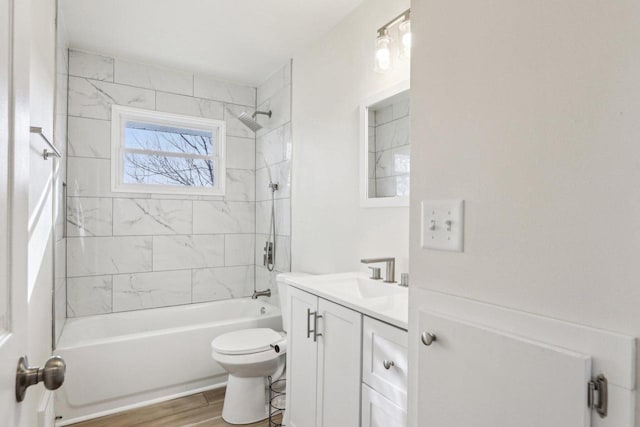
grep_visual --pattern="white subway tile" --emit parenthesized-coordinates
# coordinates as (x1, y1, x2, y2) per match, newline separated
(226, 169, 255, 202)
(227, 137, 255, 170)
(225, 234, 255, 266)
(67, 197, 113, 237)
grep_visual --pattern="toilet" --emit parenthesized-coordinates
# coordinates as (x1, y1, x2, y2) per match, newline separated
(211, 274, 298, 425)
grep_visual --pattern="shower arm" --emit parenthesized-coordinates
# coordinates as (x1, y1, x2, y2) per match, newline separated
(252, 110, 272, 119)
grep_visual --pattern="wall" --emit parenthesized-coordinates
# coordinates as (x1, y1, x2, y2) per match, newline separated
(66, 50, 258, 316)
(410, 0, 640, 421)
(254, 61, 293, 297)
(291, 0, 410, 276)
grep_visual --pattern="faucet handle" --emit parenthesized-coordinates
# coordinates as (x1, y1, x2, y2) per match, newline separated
(399, 273, 409, 287)
(368, 267, 382, 280)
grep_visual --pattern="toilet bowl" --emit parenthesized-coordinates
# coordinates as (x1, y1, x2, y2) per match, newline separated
(211, 273, 306, 425)
(211, 328, 286, 424)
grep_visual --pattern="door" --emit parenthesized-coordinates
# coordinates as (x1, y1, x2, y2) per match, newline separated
(416, 310, 592, 427)
(316, 298, 362, 427)
(286, 287, 319, 427)
(0, 0, 31, 424)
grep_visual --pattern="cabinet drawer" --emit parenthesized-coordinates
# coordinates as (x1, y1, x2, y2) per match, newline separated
(361, 384, 406, 427)
(362, 316, 408, 407)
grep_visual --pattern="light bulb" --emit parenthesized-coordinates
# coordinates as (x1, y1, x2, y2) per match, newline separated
(399, 19, 411, 60)
(374, 31, 391, 73)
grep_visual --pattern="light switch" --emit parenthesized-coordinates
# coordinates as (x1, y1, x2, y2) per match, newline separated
(421, 200, 464, 252)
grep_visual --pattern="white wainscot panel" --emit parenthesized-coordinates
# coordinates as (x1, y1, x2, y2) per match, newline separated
(192, 265, 254, 303)
(113, 198, 192, 236)
(153, 235, 224, 271)
(67, 236, 153, 277)
(112, 270, 191, 311)
(193, 201, 255, 234)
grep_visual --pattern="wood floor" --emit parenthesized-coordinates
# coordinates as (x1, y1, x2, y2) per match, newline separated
(70, 388, 282, 427)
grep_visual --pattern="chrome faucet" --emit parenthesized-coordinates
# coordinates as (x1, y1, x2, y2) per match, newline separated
(252, 289, 271, 299)
(360, 258, 395, 283)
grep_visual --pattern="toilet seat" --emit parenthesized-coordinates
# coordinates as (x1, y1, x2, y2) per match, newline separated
(211, 328, 283, 355)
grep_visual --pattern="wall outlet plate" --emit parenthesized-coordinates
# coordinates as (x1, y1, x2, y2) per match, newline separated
(421, 200, 464, 252)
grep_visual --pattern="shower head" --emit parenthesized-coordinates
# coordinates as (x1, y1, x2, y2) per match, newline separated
(238, 110, 272, 132)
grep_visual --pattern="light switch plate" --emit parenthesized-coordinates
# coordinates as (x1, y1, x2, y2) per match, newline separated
(421, 200, 465, 252)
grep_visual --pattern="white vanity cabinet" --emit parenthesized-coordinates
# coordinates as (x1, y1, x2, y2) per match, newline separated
(361, 317, 408, 427)
(286, 286, 362, 427)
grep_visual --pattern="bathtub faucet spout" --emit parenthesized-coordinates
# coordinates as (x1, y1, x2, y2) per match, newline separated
(252, 289, 271, 299)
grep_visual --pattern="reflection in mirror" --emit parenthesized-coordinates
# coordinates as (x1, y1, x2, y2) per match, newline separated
(367, 90, 410, 199)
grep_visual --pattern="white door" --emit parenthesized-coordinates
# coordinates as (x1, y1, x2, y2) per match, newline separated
(416, 310, 592, 427)
(286, 287, 319, 427)
(316, 298, 362, 427)
(0, 0, 31, 424)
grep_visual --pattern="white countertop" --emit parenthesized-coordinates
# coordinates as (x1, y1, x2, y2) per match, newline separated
(284, 272, 408, 330)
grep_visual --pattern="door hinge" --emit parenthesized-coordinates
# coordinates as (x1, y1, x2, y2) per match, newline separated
(587, 374, 608, 418)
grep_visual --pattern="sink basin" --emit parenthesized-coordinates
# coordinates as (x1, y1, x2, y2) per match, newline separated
(286, 272, 408, 329)
(319, 277, 405, 299)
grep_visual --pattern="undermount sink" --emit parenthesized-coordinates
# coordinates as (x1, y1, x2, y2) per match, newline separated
(319, 277, 405, 299)
(285, 272, 408, 329)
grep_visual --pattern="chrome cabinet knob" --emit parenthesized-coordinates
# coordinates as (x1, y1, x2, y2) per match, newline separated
(15, 355, 66, 402)
(421, 332, 437, 346)
(383, 360, 395, 370)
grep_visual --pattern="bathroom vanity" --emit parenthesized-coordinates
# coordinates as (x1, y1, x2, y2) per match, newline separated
(283, 273, 408, 427)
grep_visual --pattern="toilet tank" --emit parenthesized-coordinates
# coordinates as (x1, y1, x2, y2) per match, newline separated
(276, 272, 309, 334)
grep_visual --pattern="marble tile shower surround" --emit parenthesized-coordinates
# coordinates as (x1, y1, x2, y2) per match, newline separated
(254, 61, 293, 299)
(65, 50, 295, 317)
(369, 98, 410, 198)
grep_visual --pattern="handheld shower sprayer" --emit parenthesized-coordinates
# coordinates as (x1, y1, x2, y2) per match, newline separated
(264, 161, 278, 272)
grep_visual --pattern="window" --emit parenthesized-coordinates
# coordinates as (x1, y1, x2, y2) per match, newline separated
(111, 105, 226, 195)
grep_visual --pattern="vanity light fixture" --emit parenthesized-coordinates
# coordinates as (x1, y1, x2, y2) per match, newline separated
(374, 9, 411, 73)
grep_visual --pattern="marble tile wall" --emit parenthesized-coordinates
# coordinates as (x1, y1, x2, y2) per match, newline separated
(254, 61, 293, 302)
(66, 50, 260, 316)
(372, 97, 410, 197)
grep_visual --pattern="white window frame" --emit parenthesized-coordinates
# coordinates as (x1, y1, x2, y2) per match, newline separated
(111, 105, 226, 196)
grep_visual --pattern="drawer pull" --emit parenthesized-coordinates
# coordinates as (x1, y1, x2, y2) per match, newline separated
(421, 332, 437, 346)
(382, 360, 394, 370)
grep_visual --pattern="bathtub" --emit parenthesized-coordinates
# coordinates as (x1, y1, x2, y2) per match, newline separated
(54, 298, 282, 425)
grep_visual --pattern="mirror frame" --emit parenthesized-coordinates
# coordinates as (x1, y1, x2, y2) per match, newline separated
(359, 80, 410, 208)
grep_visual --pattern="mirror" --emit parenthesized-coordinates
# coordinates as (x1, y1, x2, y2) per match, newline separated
(360, 81, 410, 207)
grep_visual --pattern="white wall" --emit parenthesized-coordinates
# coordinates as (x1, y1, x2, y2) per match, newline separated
(292, 0, 410, 275)
(410, 0, 640, 421)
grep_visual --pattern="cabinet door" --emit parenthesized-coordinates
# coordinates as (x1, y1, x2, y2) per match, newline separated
(316, 298, 362, 427)
(286, 287, 319, 427)
(362, 384, 406, 427)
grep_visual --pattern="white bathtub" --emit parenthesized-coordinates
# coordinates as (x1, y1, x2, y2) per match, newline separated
(54, 298, 282, 425)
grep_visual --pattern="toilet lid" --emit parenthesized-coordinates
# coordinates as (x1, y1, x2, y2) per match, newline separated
(211, 328, 283, 355)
